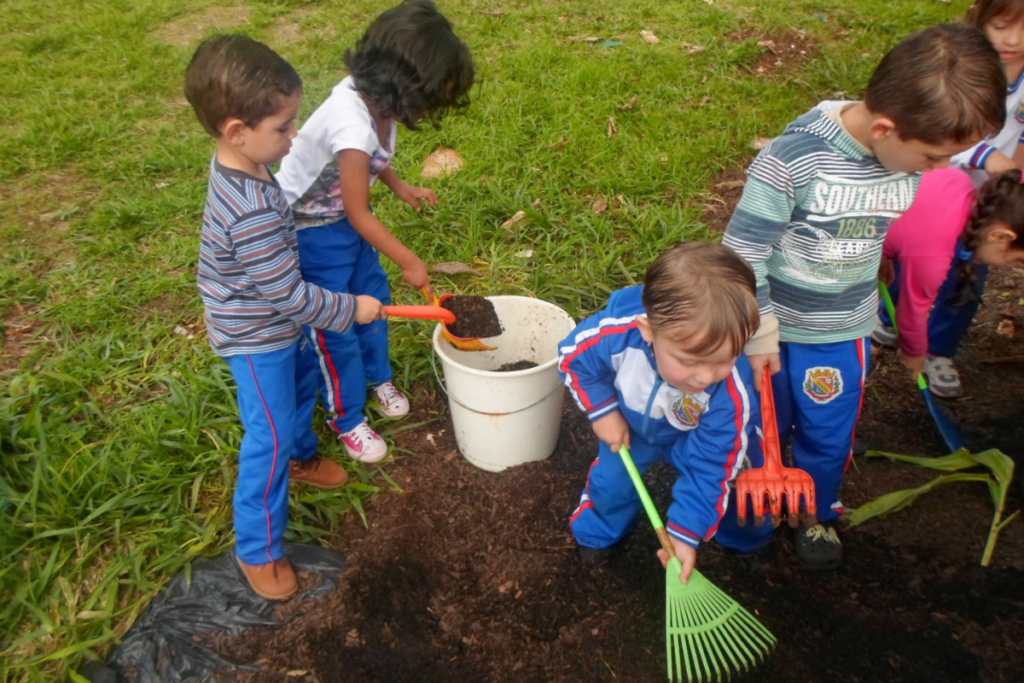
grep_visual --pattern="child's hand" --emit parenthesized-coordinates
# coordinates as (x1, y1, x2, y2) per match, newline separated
(878, 258, 895, 286)
(748, 353, 781, 391)
(354, 295, 386, 324)
(592, 411, 630, 452)
(898, 349, 926, 380)
(395, 183, 438, 212)
(985, 151, 1018, 177)
(656, 539, 698, 584)
(401, 256, 432, 292)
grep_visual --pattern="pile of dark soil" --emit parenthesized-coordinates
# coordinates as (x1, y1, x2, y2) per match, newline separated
(496, 360, 539, 372)
(207, 270, 1024, 683)
(441, 296, 503, 339)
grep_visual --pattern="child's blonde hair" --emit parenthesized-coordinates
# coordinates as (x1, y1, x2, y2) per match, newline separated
(642, 242, 759, 356)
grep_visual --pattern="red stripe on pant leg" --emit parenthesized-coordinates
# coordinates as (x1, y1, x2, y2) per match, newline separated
(247, 356, 280, 564)
(843, 338, 868, 475)
(570, 500, 595, 524)
(569, 457, 602, 526)
(316, 329, 347, 422)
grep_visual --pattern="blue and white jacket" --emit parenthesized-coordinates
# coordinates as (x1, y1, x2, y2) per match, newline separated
(558, 286, 761, 548)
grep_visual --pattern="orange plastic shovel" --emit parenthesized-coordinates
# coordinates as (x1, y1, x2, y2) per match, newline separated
(735, 365, 817, 528)
(383, 304, 457, 325)
(384, 290, 497, 352)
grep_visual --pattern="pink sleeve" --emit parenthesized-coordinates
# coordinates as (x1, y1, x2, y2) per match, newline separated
(886, 168, 975, 357)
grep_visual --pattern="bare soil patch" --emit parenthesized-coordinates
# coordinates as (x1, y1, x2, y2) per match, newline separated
(699, 167, 748, 233)
(728, 28, 819, 77)
(156, 6, 252, 47)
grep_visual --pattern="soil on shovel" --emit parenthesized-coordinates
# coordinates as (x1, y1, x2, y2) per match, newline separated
(206, 269, 1024, 683)
(496, 360, 538, 372)
(440, 295, 503, 339)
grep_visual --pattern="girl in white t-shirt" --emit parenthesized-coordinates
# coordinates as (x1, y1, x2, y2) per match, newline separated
(278, 0, 474, 463)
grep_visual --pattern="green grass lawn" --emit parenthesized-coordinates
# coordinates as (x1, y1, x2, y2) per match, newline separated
(0, 0, 965, 679)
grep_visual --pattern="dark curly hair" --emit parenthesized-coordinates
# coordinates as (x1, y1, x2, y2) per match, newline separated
(344, 0, 474, 130)
(952, 169, 1024, 305)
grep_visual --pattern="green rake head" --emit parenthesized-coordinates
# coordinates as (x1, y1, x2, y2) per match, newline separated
(664, 558, 776, 682)
(617, 446, 776, 682)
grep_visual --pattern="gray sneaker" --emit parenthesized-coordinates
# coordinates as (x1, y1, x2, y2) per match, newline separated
(870, 322, 898, 348)
(924, 356, 963, 398)
(794, 523, 842, 571)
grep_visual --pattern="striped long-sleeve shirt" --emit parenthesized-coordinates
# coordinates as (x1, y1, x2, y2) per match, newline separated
(723, 102, 920, 348)
(197, 159, 357, 356)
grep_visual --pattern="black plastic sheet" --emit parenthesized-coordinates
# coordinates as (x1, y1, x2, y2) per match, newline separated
(83, 543, 345, 683)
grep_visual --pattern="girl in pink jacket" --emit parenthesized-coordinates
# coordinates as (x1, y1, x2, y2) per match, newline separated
(874, 168, 1024, 396)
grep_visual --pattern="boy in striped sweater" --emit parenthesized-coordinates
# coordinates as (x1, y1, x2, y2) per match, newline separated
(184, 35, 386, 600)
(723, 24, 1005, 570)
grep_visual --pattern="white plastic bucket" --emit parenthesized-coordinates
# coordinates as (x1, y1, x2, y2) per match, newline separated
(432, 296, 576, 472)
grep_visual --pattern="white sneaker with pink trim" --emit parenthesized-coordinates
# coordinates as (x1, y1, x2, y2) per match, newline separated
(340, 420, 389, 463)
(372, 381, 410, 417)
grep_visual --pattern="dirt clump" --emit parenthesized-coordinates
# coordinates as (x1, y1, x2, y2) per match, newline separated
(441, 295, 503, 339)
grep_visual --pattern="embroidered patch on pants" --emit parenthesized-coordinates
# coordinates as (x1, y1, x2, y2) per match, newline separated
(803, 366, 843, 404)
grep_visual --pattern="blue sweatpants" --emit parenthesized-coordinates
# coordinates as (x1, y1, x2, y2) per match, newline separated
(569, 437, 772, 553)
(880, 257, 989, 358)
(773, 338, 870, 523)
(224, 343, 320, 565)
(296, 218, 393, 434)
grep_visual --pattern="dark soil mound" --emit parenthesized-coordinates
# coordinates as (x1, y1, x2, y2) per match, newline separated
(441, 296, 503, 339)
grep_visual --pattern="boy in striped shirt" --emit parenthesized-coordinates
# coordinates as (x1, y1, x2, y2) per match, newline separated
(184, 35, 386, 600)
(723, 24, 1005, 570)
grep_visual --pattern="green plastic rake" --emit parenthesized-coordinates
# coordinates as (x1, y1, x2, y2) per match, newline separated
(618, 446, 776, 682)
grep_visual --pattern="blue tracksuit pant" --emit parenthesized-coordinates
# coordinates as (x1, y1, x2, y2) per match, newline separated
(296, 217, 393, 434)
(224, 342, 320, 565)
(880, 257, 989, 358)
(772, 338, 870, 523)
(570, 437, 772, 554)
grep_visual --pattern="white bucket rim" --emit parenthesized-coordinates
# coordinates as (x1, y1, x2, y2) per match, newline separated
(431, 295, 571, 379)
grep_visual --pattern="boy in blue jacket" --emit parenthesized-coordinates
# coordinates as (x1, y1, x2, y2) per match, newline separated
(559, 242, 768, 583)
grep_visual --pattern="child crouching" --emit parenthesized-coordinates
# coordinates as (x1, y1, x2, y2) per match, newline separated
(558, 242, 768, 583)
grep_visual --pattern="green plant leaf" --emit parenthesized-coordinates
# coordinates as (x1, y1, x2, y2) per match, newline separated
(863, 449, 976, 472)
(970, 449, 1015, 512)
(845, 473, 993, 527)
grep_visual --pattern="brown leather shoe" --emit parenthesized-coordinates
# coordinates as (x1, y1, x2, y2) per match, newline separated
(236, 555, 298, 600)
(289, 456, 348, 489)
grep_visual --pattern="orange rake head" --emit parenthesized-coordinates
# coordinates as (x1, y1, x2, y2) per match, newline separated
(735, 365, 817, 528)
(427, 290, 497, 352)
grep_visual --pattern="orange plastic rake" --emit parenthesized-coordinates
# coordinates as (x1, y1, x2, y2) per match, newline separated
(735, 365, 817, 527)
